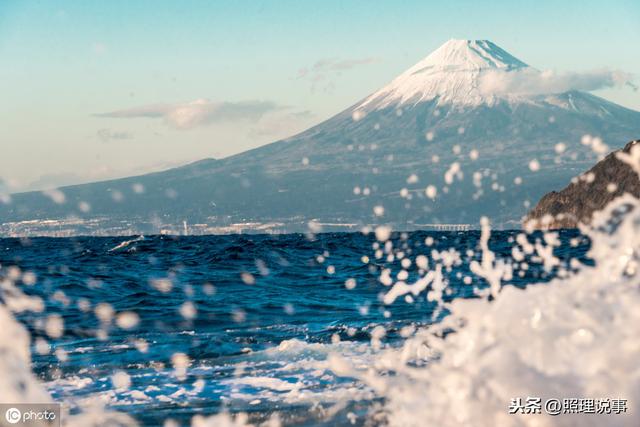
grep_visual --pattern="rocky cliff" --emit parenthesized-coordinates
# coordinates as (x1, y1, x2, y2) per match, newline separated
(525, 139, 640, 229)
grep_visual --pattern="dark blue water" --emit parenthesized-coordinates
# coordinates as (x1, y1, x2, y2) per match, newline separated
(0, 230, 589, 426)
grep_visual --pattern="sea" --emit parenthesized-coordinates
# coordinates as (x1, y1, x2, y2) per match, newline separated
(1, 230, 591, 426)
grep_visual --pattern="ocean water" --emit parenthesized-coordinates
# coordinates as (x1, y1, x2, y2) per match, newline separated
(0, 229, 591, 426)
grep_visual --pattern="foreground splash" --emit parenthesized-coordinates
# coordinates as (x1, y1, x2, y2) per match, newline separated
(329, 195, 640, 427)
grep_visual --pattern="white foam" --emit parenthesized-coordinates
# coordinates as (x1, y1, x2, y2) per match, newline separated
(329, 195, 640, 426)
(108, 235, 144, 252)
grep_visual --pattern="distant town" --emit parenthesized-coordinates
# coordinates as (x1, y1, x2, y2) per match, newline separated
(0, 217, 475, 237)
(0, 217, 362, 237)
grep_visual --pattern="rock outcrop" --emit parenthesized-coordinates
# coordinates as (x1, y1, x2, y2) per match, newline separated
(525, 139, 640, 229)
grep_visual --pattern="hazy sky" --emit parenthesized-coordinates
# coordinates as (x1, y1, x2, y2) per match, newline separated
(1, 0, 639, 191)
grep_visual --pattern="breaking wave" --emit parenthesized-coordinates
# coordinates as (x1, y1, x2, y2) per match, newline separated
(331, 195, 640, 426)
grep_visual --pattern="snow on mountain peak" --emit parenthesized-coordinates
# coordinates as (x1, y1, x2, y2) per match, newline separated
(357, 39, 530, 110)
(416, 39, 527, 71)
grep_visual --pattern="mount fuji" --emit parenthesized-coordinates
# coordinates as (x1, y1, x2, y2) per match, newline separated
(3, 40, 640, 235)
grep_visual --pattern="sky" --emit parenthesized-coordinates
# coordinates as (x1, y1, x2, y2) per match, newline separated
(1, 0, 639, 191)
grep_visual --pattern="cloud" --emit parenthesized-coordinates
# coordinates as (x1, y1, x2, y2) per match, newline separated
(296, 57, 380, 91)
(23, 159, 196, 192)
(297, 57, 380, 78)
(26, 172, 90, 191)
(97, 129, 133, 143)
(248, 110, 316, 138)
(92, 42, 107, 55)
(96, 99, 284, 130)
(478, 68, 637, 96)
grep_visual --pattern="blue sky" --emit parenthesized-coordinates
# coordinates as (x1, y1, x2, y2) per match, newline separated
(1, 0, 639, 189)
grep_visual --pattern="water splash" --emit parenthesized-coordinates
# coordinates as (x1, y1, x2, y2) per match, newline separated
(330, 195, 640, 426)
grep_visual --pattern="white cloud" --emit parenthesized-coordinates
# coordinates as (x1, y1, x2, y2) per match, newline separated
(296, 57, 381, 91)
(22, 159, 196, 192)
(249, 110, 316, 138)
(97, 129, 133, 143)
(479, 68, 637, 96)
(92, 42, 107, 55)
(96, 99, 284, 130)
(297, 57, 380, 78)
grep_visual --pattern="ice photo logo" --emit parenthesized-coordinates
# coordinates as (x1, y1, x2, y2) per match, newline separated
(5, 407, 21, 424)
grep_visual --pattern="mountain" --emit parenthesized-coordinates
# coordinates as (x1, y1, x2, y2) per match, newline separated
(356, 39, 528, 109)
(525, 139, 640, 229)
(2, 39, 640, 236)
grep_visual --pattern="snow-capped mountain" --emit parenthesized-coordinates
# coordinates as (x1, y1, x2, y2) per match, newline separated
(357, 39, 529, 109)
(2, 40, 640, 235)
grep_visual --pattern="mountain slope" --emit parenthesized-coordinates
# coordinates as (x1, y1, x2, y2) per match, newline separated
(2, 40, 640, 236)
